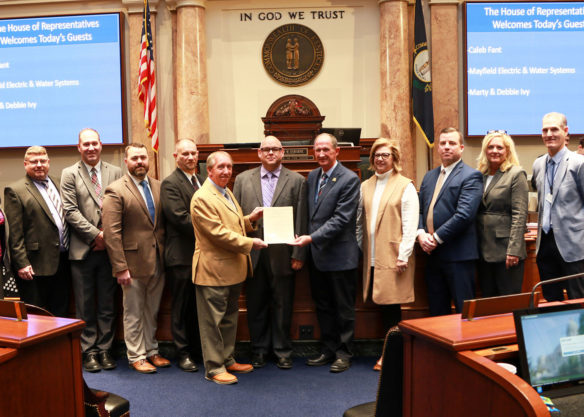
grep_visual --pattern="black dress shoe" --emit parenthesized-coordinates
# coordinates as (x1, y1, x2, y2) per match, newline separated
(330, 358, 351, 373)
(276, 357, 293, 370)
(251, 353, 266, 368)
(306, 353, 335, 366)
(84, 352, 102, 373)
(178, 355, 199, 372)
(99, 351, 117, 370)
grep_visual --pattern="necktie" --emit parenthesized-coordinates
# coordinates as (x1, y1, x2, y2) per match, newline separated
(91, 168, 102, 207)
(41, 180, 69, 250)
(263, 172, 276, 207)
(140, 180, 156, 223)
(542, 159, 556, 233)
(426, 169, 446, 234)
(191, 176, 199, 191)
(315, 173, 328, 204)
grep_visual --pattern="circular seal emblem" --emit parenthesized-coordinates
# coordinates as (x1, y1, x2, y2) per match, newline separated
(262, 24, 324, 87)
(413, 49, 431, 83)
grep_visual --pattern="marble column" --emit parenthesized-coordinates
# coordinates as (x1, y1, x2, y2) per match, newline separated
(379, 0, 415, 181)
(430, 0, 460, 165)
(124, 0, 160, 177)
(174, 0, 209, 144)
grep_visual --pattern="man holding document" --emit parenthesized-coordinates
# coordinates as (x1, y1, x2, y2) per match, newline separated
(234, 136, 307, 370)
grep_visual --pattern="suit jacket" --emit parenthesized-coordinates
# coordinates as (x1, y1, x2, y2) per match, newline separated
(61, 160, 122, 260)
(418, 161, 483, 262)
(3, 175, 64, 276)
(102, 174, 165, 279)
(233, 166, 307, 276)
(533, 150, 584, 262)
(307, 162, 360, 272)
(477, 166, 528, 263)
(190, 179, 255, 287)
(160, 169, 203, 268)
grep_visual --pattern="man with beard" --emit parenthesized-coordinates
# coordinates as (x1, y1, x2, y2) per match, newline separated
(102, 143, 168, 373)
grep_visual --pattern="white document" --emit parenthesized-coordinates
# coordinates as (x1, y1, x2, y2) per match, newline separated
(263, 206, 294, 244)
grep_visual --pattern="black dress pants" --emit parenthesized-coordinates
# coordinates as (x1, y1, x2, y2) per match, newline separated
(309, 259, 356, 360)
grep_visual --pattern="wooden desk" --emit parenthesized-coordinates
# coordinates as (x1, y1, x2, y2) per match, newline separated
(0, 315, 85, 417)
(399, 313, 550, 417)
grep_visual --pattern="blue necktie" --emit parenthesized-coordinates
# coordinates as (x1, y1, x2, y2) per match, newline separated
(140, 180, 156, 223)
(542, 159, 556, 234)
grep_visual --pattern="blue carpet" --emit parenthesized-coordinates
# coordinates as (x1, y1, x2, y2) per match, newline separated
(84, 356, 379, 417)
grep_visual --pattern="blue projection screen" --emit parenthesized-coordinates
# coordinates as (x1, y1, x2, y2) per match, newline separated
(0, 13, 125, 147)
(464, 2, 584, 137)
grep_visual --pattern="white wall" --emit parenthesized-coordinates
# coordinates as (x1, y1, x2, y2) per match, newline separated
(205, 0, 381, 142)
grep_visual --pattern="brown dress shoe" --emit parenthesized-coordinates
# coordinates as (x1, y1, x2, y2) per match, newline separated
(205, 372, 238, 385)
(130, 359, 156, 374)
(226, 362, 254, 373)
(148, 354, 171, 368)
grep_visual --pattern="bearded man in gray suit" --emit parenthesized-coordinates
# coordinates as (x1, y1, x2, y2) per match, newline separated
(533, 112, 584, 301)
(233, 136, 307, 370)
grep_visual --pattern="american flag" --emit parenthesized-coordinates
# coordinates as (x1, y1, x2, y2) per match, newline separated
(138, 0, 159, 152)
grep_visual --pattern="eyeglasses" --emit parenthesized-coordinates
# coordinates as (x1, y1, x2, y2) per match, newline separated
(260, 147, 283, 154)
(373, 153, 391, 160)
(486, 130, 507, 134)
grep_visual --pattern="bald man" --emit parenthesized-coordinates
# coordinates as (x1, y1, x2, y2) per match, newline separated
(160, 139, 203, 372)
(233, 136, 307, 369)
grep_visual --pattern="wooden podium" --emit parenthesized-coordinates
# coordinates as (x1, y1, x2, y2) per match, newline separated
(0, 314, 85, 416)
(399, 313, 550, 417)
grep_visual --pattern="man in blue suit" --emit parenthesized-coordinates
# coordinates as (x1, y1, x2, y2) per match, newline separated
(417, 127, 483, 316)
(293, 133, 360, 373)
(533, 112, 584, 301)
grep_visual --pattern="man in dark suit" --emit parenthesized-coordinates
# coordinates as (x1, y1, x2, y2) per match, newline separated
(102, 143, 169, 374)
(160, 138, 203, 372)
(61, 128, 122, 372)
(233, 136, 307, 370)
(532, 112, 584, 300)
(293, 133, 360, 373)
(4, 146, 70, 316)
(417, 127, 483, 316)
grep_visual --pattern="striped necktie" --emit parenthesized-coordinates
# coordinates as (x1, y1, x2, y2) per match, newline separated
(41, 180, 69, 250)
(91, 168, 102, 207)
(315, 172, 328, 204)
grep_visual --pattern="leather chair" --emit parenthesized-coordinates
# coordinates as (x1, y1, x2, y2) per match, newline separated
(24, 304, 131, 417)
(85, 388, 130, 417)
(343, 328, 404, 417)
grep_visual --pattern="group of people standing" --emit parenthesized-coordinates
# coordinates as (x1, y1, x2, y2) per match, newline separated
(1, 110, 583, 384)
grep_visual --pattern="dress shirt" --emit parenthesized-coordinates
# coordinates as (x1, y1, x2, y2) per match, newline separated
(542, 146, 568, 232)
(180, 169, 201, 188)
(208, 178, 235, 209)
(314, 161, 338, 202)
(417, 159, 463, 244)
(260, 164, 282, 207)
(33, 178, 67, 250)
(129, 175, 154, 208)
(83, 161, 102, 185)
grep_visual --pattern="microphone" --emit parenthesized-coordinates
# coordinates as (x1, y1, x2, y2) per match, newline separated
(529, 272, 584, 310)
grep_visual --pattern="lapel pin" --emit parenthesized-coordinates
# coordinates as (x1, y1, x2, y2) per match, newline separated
(332, 177, 337, 182)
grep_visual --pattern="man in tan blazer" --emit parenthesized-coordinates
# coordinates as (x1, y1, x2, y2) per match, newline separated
(191, 151, 266, 384)
(102, 143, 169, 374)
(61, 128, 122, 372)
